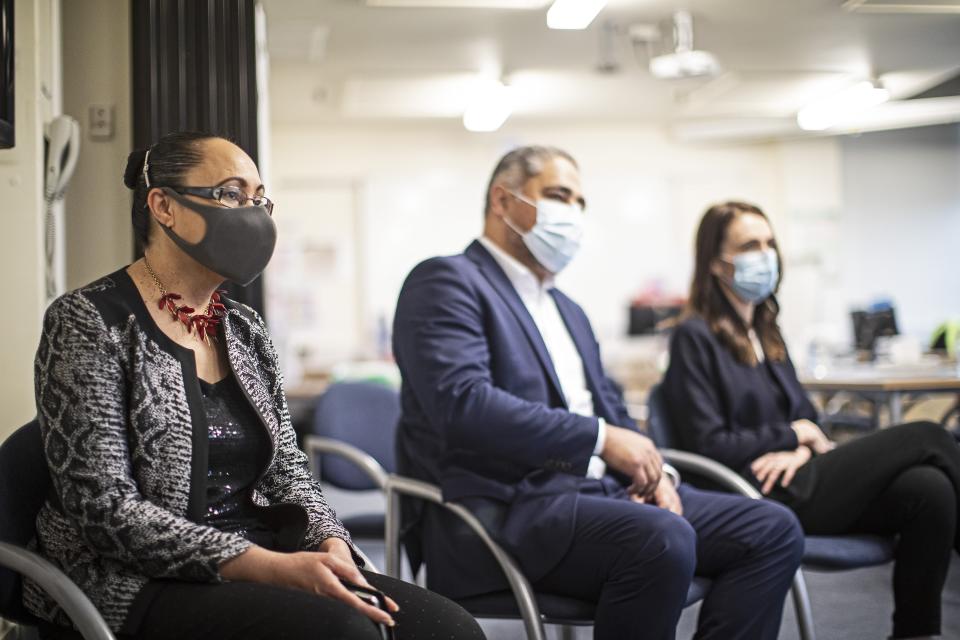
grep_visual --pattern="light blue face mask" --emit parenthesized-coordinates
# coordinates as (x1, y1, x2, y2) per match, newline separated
(727, 248, 779, 304)
(505, 192, 584, 274)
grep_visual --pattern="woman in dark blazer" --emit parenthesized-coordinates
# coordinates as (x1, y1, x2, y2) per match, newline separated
(662, 201, 960, 640)
(28, 131, 484, 640)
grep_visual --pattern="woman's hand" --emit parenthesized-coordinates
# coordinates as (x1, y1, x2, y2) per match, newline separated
(631, 475, 683, 516)
(790, 419, 836, 455)
(318, 536, 357, 565)
(220, 546, 398, 626)
(750, 446, 812, 495)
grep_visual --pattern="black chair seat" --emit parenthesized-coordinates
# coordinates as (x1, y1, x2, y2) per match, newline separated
(803, 534, 896, 570)
(341, 513, 386, 539)
(455, 577, 712, 625)
(0, 419, 50, 625)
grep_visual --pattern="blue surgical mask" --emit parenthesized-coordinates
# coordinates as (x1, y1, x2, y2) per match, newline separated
(505, 193, 584, 274)
(726, 249, 779, 304)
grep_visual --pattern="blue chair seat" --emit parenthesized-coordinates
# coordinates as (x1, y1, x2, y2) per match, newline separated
(454, 577, 712, 624)
(341, 513, 386, 539)
(803, 534, 897, 570)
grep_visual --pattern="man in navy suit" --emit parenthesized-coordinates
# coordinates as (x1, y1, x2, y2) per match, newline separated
(393, 146, 804, 639)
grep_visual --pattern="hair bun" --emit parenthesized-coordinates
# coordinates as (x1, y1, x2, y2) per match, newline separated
(123, 149, 148, 189)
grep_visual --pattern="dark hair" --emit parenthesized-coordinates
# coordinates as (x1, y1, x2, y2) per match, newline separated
(687, 201, 787, 365)
(484, 145, 577, 217)
(123, 131, 220, 249)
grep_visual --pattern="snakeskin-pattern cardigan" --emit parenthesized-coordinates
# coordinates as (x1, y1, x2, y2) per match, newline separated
(25, 268, 356, 633)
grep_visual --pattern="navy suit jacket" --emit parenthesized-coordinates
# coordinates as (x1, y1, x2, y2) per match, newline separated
(393, 240, 636, 598)
(661, 315, 817, 477)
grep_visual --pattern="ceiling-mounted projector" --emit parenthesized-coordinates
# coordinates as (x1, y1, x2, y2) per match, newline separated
(648, 10, 720, 80)
(650, 50, 720, 80)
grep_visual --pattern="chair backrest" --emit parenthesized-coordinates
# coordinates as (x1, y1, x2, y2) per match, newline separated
(645, 384, 676, 449)
(0, 419, 49, 623)
(311, 382, 400, 490)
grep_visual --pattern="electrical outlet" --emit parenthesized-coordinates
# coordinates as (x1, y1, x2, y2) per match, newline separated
(88, 104, 115, 140)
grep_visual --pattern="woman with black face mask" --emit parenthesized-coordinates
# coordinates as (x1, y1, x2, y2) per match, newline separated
(27, 131, 486, 640)
(662, 201, 960, 640)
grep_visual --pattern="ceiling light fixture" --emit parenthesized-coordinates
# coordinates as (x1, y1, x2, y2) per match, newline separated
(796, 79, 890, 131)
(463, 80, 513, 132)
(366, 0, 548, 7)
(546, 0, 607, 30)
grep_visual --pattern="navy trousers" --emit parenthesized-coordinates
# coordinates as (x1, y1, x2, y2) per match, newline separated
(533, 480, 804, 640)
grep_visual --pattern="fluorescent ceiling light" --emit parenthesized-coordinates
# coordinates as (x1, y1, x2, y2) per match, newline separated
(825, 95, 960, 134)
(796, 80, 890, 131)
(463, 81, 513, 132)
(366, 0, 548, 7)
(546, 0, 607, 29)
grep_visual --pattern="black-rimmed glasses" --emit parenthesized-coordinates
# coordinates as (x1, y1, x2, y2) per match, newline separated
(173, 186, 274, 215)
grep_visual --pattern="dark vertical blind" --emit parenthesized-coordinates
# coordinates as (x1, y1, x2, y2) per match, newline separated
(131, 0, 264, 315)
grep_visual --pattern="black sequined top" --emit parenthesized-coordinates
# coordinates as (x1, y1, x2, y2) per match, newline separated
(200, 373, 278, 549)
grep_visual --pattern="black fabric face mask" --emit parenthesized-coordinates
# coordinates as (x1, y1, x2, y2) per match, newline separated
(160, 188, 277, 286)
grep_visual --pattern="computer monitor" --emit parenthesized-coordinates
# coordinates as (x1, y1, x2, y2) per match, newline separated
(851, 307, 899, 352)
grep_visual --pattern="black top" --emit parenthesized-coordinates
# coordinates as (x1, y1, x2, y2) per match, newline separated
(661, 315, 819, 475)
(200, 373, 278, 549)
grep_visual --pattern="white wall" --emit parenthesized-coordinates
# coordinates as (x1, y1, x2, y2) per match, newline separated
(61, 0, 132, 290)
(0, 0, 60, 439)
(837, 124, 960, 342)
(267, 120, 790, 377)
(268, 117, 960, 380)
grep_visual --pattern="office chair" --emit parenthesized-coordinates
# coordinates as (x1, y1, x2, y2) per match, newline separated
(647, 383, 899, 640)
(304, 381, 400, 539)
(0, 420, 115, 640)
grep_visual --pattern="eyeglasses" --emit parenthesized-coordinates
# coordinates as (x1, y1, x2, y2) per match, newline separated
(173, 186, 274, 215)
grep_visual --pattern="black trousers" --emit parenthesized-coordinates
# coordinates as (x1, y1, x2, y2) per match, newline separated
(41, 570, 485, 640)
(768, 421, 960, 639)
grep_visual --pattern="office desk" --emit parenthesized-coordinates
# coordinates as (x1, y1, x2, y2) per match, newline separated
(802, 365, 960, 426)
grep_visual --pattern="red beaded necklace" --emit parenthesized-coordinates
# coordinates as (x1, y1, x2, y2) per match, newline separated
(143, 257, 227, 344)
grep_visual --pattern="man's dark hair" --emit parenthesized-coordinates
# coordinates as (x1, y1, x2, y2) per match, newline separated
(483, 145, 577, 217)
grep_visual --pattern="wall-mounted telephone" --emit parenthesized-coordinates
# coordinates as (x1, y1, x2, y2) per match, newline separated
(43, 115, 80, 301)
(44, 115, 80, 202)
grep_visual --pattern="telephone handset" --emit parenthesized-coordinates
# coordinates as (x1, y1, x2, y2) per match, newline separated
(44, 115, 80, 202)
(43, 115, 80, 301)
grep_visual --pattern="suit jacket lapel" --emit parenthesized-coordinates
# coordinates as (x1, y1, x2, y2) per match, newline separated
(466, 241, 566, 404)
(222, 311, 281, 452)
(766, 359, 802, 420)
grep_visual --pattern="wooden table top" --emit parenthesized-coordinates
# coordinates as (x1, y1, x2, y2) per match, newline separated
(801, 366, 960, 393)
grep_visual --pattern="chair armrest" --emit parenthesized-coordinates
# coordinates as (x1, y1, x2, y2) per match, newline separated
(353, 546, 381, 574)
(659, 450, 815, 639)
(303, 436, 390, 490)
(660, 448, 761, 499)
(0, 542, 115, 640)
(383, 474, 548, 640)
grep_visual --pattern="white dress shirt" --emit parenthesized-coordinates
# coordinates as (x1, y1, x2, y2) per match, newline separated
(477, 236, 607, 478)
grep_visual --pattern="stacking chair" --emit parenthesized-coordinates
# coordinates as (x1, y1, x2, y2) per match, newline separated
(0, 420, 115, 640)
(304, 381, 400, 540)
(383, 473, 711, 640)
(647, 383, 899, 640)
(305, 382, 817, 639)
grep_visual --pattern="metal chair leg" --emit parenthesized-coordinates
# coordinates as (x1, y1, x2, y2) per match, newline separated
(384, 486, 402, 578)
(791, 570, 816, 640)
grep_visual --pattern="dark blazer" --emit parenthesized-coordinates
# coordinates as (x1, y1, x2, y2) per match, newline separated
(661, 315, 818, 477)
(26, 268, 355, 633)
(392, 240, 636, 598)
